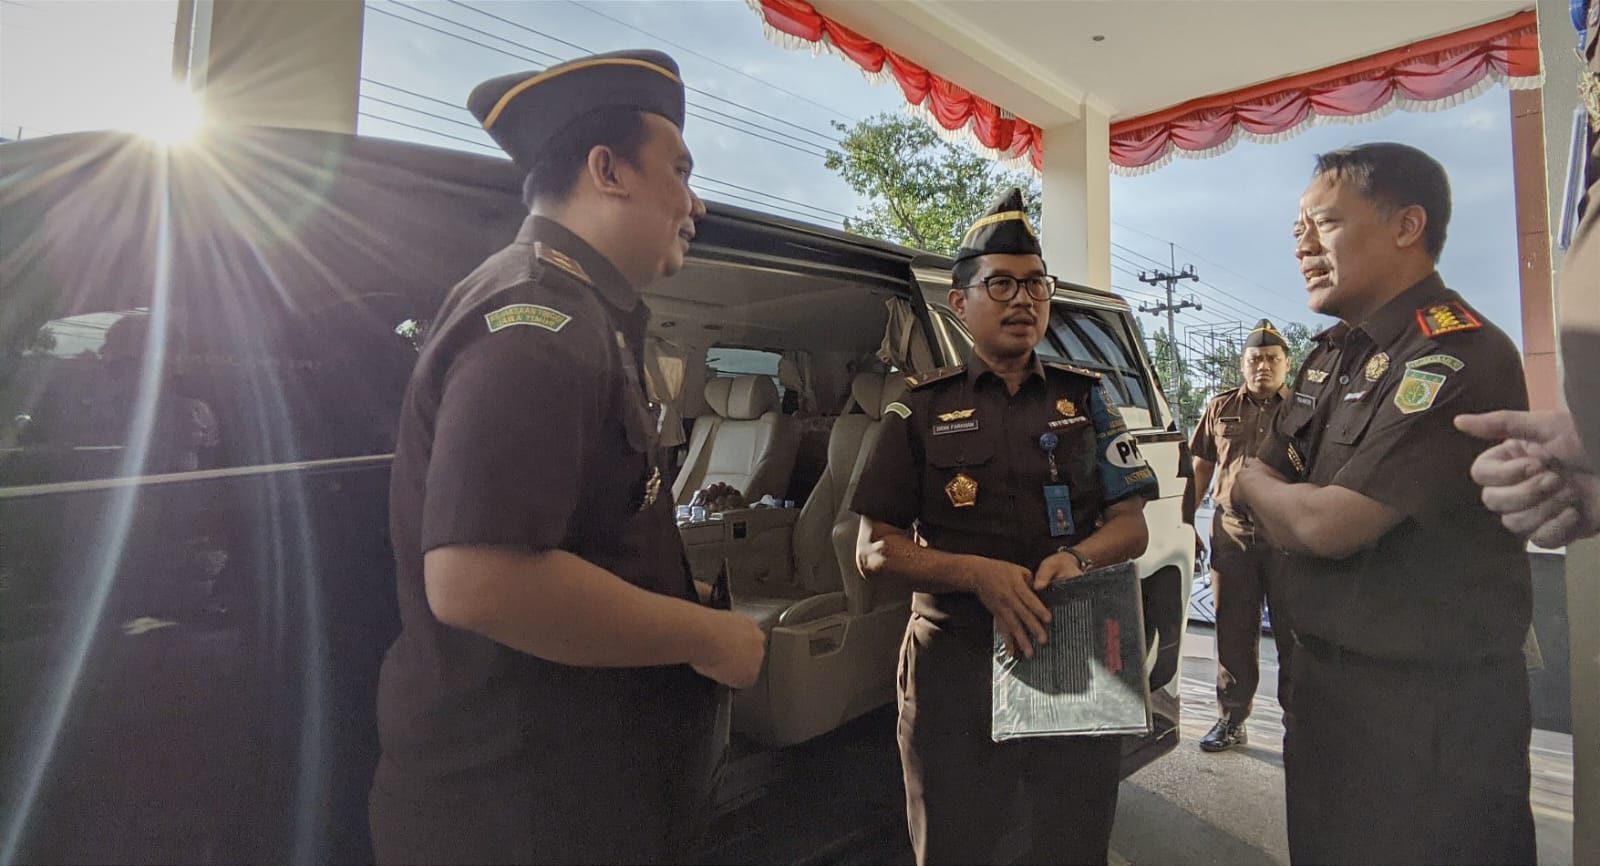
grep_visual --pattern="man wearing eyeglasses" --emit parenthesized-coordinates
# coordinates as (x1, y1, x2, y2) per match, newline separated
(852, 188, 1158, 865)
(1188, 320, 1294, 753)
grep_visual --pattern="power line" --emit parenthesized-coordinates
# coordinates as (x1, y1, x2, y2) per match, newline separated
(560, 0, 859, 125)
(358, 111, 503, 154)
(367, 2, 834, 159)
(1113, 226, 1307, 323)
(1112, 243, 1301, 324)
(435, 0, 844, 148)
(357, 84, 851, 222)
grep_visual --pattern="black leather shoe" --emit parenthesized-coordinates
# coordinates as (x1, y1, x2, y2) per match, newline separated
(1199, 718, 1248, 752)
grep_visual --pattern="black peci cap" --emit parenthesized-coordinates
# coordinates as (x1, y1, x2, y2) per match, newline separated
(468, 49, 685, 172)
(954, 187, 1042, 264)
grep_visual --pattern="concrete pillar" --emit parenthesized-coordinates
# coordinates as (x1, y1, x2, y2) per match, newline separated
(1536, 1, 1598, 861)
(1511, 87, 1561, 411)
(181, 0, 365, 134)
(1040, 103, 1112, 289)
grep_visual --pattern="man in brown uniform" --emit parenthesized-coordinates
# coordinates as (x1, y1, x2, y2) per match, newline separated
(1188, 319, 1292, 752)
(1234, 142, 1535, 865)
(852, 188, 1159, 866)
(369, 50, 765, 864)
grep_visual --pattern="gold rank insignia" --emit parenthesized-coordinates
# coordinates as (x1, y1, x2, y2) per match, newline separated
(1416, 301, 1482, 337)
(534, 242, 592, 284)
(1056, 398, 1078, 417)
(1363, 352, 1390, 381)
(945, 472, 978, 508)
(1286, 443, 1306, 476)
(937, 408, 976, 422)
(1394, 369, 1446, 415)
(1304, 369, 1330, 384)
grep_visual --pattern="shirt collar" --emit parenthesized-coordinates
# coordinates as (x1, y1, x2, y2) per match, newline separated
(1354, 271, 1450, 348)
(965, 350, 1046, 388)
(1238, 384, 1290, 406)
(517, 215, 639, 313)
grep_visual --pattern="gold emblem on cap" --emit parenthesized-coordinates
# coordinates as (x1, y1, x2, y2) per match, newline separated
(1056, 398, 1078, 418)
(945, 473, 978, 508)
(1364, 352, 1390, 382)
(937, 408, 975, 422)
(483, 57, 682, 129)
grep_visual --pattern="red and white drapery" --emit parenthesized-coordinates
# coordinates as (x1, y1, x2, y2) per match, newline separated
(745, 1, 1541, 175)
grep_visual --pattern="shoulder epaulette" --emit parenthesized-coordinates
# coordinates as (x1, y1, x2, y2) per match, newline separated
(534, 242, 592, 286)
(1416, 301, 1481, 338)
(904, 365, 965, 389)
(1043, 360, 1102, 380)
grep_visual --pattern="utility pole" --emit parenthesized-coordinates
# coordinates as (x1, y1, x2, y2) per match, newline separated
(1138, 243, 1202, 414)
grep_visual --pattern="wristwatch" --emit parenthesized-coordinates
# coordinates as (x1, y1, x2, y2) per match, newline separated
(1056, 546, 1093, 572)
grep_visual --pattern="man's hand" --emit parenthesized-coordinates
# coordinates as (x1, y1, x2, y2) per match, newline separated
(1456, 410, 1600, 547)
(690, 610, 767, 689)
(1032, 551, 1085, 591)
(974, 560, 1052, 660)
(1231, 457, 1282, 512)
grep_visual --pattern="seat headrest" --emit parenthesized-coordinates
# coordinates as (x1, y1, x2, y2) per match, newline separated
(851, 372, 908, 422)
(709, 375, 779, 420)
(704, 377, 735, 418)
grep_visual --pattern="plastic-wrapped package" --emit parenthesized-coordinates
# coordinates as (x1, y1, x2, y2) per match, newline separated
(991, 561, 1152, 741)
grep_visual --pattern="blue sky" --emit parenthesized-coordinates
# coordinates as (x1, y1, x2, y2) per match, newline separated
(2, 0, 1526, 350)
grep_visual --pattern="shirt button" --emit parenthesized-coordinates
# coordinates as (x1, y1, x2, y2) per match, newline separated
(1338, 375, 1350, 385)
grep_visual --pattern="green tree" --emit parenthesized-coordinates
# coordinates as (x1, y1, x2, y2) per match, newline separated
(824, 113, 1041, 254)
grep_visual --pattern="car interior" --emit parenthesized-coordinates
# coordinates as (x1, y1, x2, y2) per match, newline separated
(642, 254, 928, 746)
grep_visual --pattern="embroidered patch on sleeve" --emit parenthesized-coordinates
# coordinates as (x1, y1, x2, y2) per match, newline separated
(1404, 354, 1465, 372)
(484, 303, 571, 333)
(1394, 369, 1446, 415)
(884, 401, 911, 419)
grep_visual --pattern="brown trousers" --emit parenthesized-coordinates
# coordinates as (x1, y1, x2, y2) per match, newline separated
(1284, 645, 1534, 865)
(1210, 512, 1294, 724)
(897, 615, 1122, 866)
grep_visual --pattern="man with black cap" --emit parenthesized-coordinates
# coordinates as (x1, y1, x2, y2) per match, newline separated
(852, 188, 1158, 865)
(1187, 319, 1293, 752)
(370, 50, 765, 864)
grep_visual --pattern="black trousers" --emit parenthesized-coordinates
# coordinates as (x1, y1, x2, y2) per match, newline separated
(1284, 642, 1535, 866)
(370, 677, 723, 865)
(897, 616, 1122, 866)
(1209, 514, 1294, 724)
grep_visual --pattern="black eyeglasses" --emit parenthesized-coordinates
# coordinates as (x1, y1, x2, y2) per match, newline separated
(961, 274, 1057, 302)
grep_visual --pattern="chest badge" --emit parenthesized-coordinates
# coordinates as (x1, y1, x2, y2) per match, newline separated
(945, 472, 979, 508)
(1363, 352, 1390, 382)
(1056, 398, 1078, 418)
(1304, 369, 1330, 384)
(938, 408, 975, 421)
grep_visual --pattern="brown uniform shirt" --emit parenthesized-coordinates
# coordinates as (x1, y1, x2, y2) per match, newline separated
(1189, 384, 1289, 518)
(373, 216, 710, 855)
(1257, 273, 1531, 665)
(850, 353, 1159, 643)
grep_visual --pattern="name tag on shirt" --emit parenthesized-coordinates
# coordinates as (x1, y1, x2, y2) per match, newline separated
(932, 420, 980, 436)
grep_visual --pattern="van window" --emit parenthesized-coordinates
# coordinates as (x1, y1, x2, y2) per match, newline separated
(705, 346, 786, 398)
(1036, 306, 1154, 414)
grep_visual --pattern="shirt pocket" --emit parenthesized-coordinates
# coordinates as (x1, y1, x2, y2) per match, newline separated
(1219, 416, 1246, 439)
(1329, 398, 1381, 447)
(923, 432, 997, 515)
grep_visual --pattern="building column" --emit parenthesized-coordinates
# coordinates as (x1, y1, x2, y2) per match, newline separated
(180, 0, 365, 134)
(1536, 0, 1598, 861)
(1040, 103, 1112, 289)
(1512, 87, 1561, 412)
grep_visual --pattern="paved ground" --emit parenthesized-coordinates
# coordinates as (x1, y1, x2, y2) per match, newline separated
(1109, 626, 1576, 866)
